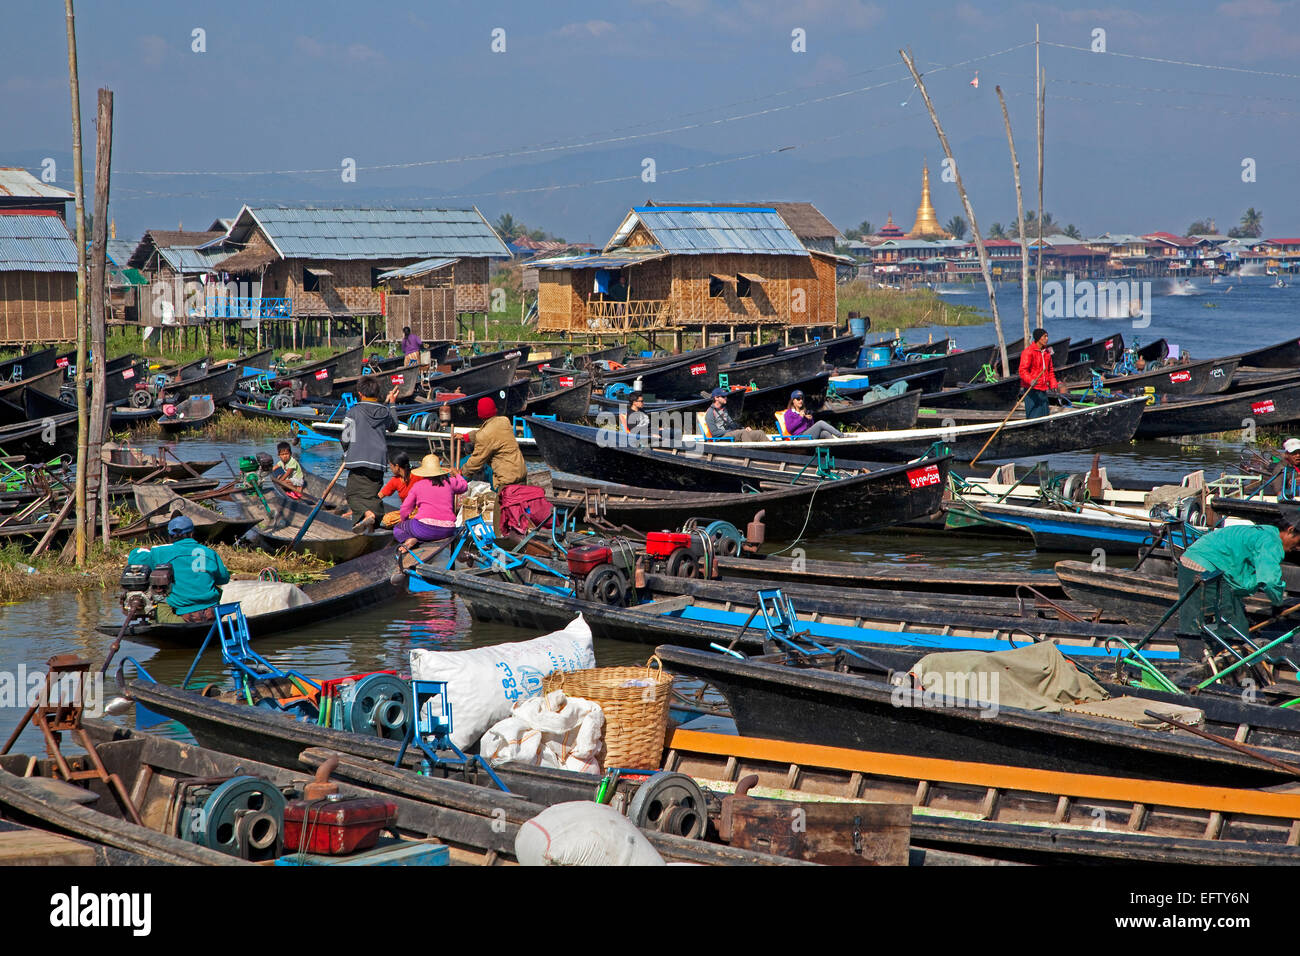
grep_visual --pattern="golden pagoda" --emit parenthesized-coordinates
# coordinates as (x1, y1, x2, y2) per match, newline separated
(907, 161, 951, 239)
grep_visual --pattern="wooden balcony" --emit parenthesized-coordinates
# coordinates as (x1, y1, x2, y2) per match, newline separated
(584, 298, 670, 331)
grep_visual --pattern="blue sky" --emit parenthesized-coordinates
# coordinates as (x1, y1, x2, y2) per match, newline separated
(3, 0, 1298, 242)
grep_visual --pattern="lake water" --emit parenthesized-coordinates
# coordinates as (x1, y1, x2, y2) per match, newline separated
(0, 275, 1294, 752)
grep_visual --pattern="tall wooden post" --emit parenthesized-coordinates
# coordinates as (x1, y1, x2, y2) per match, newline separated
(1035, 25, 1045, 328)
(996, 85, 1032, 346)
(88, 88, 113, 547)
(900, 49, 1009, 376)
(64, 0, 89, 566)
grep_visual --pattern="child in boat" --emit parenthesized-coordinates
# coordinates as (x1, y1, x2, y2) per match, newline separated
(394, 454, 468, 546)
(271, 441, 305, 498)
(379, 451, 420, 528)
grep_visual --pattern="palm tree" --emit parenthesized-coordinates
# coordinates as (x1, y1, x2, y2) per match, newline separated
(1063, 224, 1082, 240)
(986, 222, 1006, 240)
(945, 216, 967, 240)
(494, 213, 521, 240)
(1186, 220, 1214, 236)
(1020, 210, 1057, 237)
(1239, 208, 1263, 238)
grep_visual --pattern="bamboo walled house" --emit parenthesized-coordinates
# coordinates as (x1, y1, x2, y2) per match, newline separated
(0, 168, 78, 345)
(529, 205, 842, 336)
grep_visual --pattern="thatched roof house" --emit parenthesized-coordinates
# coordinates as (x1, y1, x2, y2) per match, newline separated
(530, 204, 839, 334)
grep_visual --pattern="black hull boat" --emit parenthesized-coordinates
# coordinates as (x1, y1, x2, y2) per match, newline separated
(1102, 356, 1239, 396)
(713, 553, 1066, 597)
(398, 378, 531, 428)
(162, 364, 241, 405)
(719, 343, 828, 390)
(1134, 381, 1300, 439)
(919, 361, 1097, 411)
(816, 388, 921, 431)
(523, 378, 593, 421)
(0, 366, 64, 401)
(1235, 336, 1300, 369)
(598, 347, 727, 398)
(0, 346, 58, 381)
(549, 455, 949, 538)
(158, 394, 217, 434)
(818, 334, 865, 367)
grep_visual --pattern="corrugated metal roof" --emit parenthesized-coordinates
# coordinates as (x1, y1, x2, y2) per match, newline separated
(0, 212, 77, 272)
(244, 207, 511, 260)
(106, 238, 136, 268)
(607, 207, 807, 256)
(157, 244, 233, 274)
(0, 167, 74, 201)
(527, 251, 669, 270)
(377, 257, 459, 281)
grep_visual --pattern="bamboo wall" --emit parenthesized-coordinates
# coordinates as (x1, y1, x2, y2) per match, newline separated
(0, 271, 78, 343)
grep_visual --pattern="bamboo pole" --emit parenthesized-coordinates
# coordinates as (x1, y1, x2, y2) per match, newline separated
(900, 48, 1009, 376)
(64, 0, 89, 567)
(996, 86, 1032, 347)
(88, 88, 113, 546)
(1035, 25, 1045, 329)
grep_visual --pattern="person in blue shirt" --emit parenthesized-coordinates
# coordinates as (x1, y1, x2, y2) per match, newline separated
(128, 515, 231, 624)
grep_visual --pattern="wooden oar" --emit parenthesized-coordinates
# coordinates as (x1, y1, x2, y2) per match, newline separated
(290, 460, 347, 548)
(970, 370, 1043, 467)
(1250, 601, 1300, 633)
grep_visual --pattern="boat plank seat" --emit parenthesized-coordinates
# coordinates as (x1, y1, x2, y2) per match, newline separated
(20, 775, 100, 805)
(640, 595, 695, 614)
(0, 824, 97, 865)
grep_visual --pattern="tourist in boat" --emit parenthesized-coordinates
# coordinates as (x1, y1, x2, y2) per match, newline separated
(341, 375, 401, 532)
(1018, 328, 1059, 420)
(127, 515, 231, 625)
(378, 451, 419, 528)
(393, 454, 467, 547)
(1175, 515, 1300, 640)
(705, 387, 766, 442)
(401, 326, 423, 366)
(620, 391, 649, 435)
(271, 441, 305, 498)
(783, 389, 844, 439)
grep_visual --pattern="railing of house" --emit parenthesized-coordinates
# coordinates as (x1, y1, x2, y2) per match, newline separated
(585, 298, 670, 331)
(205, 296, 294, 319)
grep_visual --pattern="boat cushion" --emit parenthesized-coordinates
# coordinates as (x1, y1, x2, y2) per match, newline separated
(1062, 696, 1204, 729)
(219, 580, 311, 617)
(909, 641, 1109, 713)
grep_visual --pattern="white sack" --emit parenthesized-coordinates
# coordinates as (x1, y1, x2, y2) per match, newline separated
(409, 614, 594, 750)
(515, 802, 665, 866)
(480, 690, 605, 774)
(219, 579, 311, 617)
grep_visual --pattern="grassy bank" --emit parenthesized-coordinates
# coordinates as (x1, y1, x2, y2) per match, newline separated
(120, 408, 301, 443)
(0, 539, 333, 605)
(836, 283, 986, 330)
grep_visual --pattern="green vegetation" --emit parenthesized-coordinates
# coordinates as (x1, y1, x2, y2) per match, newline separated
(837, 282, 986, 329)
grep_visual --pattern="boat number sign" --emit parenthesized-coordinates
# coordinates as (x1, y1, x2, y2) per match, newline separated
(56, 357, 69, 368)
(1169, 370, 1192, 383)
(690, 363, 708, 376)
(1103, 339, 1114, 349)
(907, 464, 942, 489)
(314, 369, 330, 380)
(390, 374, 405, 384)
(122, 368, 134, 379)
(559, 376, 574, 387)
(1252, 399, 1276, 415)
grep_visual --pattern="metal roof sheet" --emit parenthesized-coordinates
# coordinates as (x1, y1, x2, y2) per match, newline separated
(0, 167, 74, 201)
(607, 207, 807, 256)
(244, 206, 510, 260)
(377, 257, 459, 281)
(157, 244, 232, 274)
(0, 212, 78, 272)
(527, 251, 670, 270)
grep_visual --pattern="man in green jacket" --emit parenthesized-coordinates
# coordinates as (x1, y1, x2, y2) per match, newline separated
(128, 515, 231, 624)
(1177, 516, 1300, 641)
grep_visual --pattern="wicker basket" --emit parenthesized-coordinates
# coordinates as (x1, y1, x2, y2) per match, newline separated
(543, 658, 674, 770)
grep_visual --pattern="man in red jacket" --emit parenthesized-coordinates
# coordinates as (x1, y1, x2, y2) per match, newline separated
(1018, 328, 1059, 419)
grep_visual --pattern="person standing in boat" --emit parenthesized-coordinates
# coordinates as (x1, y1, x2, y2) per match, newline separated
(1018, 328, 1059, 419)
(783, 389, 844, 440)
(127, 515, 231, 624)
(705, 388, 766, 442)
(1176, 515, 1300, 641)
(341, 376, 401, 532)
(401, 326, 423, 366)
(393, 454, 468, 547)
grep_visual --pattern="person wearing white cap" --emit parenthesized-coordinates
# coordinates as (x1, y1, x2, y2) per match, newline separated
(1280, 438, 1300, 501)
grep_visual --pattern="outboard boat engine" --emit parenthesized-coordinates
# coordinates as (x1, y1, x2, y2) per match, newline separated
(119, 562, 173, 620)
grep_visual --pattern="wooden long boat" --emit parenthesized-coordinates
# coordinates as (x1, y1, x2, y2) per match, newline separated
(719, 343, 828, 390)
(523, 378, 593, 421)
(458, 343, 532, 368)
(549, 455, 950, 538)
(817, 334, 865, 367)
(598, 343, 733, 397)
(1235, 335, 1300, 369)
(834, 344, 994, 389)
(655, 644, 1300, 787)
(228, 398, 341, 425)
(104, 448, 218, 481)
(728, 372, 833, 423)
(398, 378, 530, 428)
(412, 564, 1182, 663)
(917, 363, 1095, 412)
(590, 386, 747, 419)
(831, 367, 947, 398)
(161, 363, 241, 405)
(1226, 367, 1300, 395)
(1101, 356, 1239, 396)
(1134, 381, 1300, 439)
(158, 394, 216, 434)
(97, 544, 411, 643)
(0, 365, 64, 401)
(734, 341, 782, 363)
(568, 342, 629, 369)
(0, 345, 58, 381)
(103, 360, 148, 405)
(666, 728, 1300, 864)
(815, 388, 921, 431)
(422, 354, 522, 396)
(0, 406, 79, 458)
(0, 719, 791, 866)
(120, 484, 261, 543)
(941, 498, 1182, 555)
(253, 478, 391, 561)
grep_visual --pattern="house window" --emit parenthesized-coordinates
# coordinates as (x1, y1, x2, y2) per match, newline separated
(736, 275, 753, 298)
(709, 276, 726, 298)
(303, 267, 320, 293)
(371, 267, 385, 288)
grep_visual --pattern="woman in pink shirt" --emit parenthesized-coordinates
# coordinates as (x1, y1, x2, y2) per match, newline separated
(393, 454, 468, 545)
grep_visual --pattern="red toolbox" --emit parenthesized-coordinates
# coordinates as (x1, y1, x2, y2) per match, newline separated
(645, 531, 690, 558)
(284, 797, 398, 855)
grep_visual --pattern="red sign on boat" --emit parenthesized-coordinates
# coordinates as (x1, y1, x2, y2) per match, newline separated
(315, 369, 329, 380)
(1252, 400, 1276, 415)
(559, 376, 574, 387)
(122, 368, 134, 379)
(390, 374, 405, 384)
(906, 464, 941, 489)
(690, 363, 707, 376)
(1103, 339, 1114, 349)
(56, 357, 69, 368)
(1169, 370, 1192, 383)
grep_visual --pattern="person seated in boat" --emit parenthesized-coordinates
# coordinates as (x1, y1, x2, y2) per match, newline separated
(782, 389, 844, 440)
(461, 397, 527, 491)
(270, 441, 305, 498)
(1272, 438, 1300, 501)
(393, 454, 468, 549)
(1017, 328, 1059, 420)
(401, 326, 423, 366)
(620, 391, 649, 436)
(127, 514, 231, 625)
(705, 387, 766, 442)
(378, 451, 419, 528)
(1175, 514, 1300, 642)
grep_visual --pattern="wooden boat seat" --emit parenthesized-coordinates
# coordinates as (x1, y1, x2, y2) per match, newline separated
(21, 776, 100, 805)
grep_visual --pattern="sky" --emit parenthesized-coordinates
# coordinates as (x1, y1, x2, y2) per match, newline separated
(3, 0, 1299, 244)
